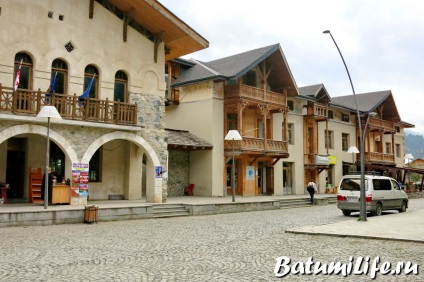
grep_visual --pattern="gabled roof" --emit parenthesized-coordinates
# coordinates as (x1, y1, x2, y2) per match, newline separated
(100, 0, 209, 61)
(298, 84, 331, 103)
(330, 90, 403, 122)
(172, 44, 299, 97)
(166, 129, 213, 150)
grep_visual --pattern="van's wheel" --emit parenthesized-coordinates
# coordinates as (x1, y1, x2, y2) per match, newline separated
(399, 201, 407, 213)
(371, 203, 382, 216)
(342, 210, 351, 216)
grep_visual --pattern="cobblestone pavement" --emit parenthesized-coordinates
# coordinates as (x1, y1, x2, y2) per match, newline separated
(1, 199, 424, 281)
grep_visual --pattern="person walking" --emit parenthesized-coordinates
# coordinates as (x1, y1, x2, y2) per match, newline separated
(306, 181, 318, 205)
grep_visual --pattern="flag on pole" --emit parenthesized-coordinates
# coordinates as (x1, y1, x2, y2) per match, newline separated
(45, 72, 57, 105)
(14, 59, 23, 91)
(48, 72, 58, 95)
(78, 73, 96, 107)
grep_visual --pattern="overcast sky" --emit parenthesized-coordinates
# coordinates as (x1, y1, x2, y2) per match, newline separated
(159, 0, 424, 135)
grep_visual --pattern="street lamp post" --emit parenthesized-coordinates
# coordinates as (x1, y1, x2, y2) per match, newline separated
(323, 30, 368, 221)
(36, 105, 62, 209)
(224, 130, 242, 202)
(404, 153, 414, 186)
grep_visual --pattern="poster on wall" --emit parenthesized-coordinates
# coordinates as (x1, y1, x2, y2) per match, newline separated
(246, 166, 255, 180)
(71, 163, 89, 197)
(155, 166, 162, 178)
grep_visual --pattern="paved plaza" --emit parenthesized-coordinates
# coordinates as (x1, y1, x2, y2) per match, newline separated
(0, 199, 424, 281)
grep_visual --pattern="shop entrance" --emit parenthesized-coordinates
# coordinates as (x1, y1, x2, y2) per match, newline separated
(258, 162, 274, 195)
(226, 161, 239, 196)
(6, 150, 26, 202)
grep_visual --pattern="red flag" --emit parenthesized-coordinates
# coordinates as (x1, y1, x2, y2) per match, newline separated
(14, 59, 23, 91)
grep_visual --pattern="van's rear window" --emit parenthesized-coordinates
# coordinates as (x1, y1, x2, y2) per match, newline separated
(340, 179, 368, 191)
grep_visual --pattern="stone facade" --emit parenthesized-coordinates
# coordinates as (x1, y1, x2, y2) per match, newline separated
(167, 150, 190, 197)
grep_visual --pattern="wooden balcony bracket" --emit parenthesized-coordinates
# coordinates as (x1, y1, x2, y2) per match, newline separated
(89, 0, 94, 19)
(154, 31, 164, 63)
(123, 8, 135, 42)
(250, 157, 259, 166)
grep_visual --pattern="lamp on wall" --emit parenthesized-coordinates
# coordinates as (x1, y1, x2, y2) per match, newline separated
(224, 130, 242, 202)
(37, 105, 62, 209)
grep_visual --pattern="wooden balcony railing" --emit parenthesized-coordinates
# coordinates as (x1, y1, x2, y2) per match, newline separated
(224, 137, 287, 154)
(304, 103, 327, 118)
(0, 85, 138, 125)
(364, 117, 395, 132)
(224, 84, 286, 106)
(365, 152, 395, 164)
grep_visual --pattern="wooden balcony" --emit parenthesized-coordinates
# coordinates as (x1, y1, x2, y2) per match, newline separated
(304, 103, 328, 121)
(224, 84, 286, 106)
(224, 137, 288, 156)
(365, 152, 395, 164)
(0, 85, 138, 125)
(364, 117, 395, 133)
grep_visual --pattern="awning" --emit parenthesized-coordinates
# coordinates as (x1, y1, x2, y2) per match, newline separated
(166, 128, 213, 151)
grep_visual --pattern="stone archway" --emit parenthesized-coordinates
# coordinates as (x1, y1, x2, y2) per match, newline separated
(81, 131, 163, 203)
(0, 124, 79, 164)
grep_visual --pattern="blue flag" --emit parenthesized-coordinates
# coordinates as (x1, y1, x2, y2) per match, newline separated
(45, 72, 57, 104)
(79, 74, 96, 100)
(49, 72, 57, 95)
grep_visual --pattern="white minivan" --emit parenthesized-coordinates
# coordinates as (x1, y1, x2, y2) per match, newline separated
(337, 172, 408, 216)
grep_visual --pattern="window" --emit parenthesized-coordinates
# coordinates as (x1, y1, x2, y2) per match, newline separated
(51, 59, 68, 94)
(325, 130, 334, 149)
(257, 119, 264, 138)
(287, 123, 294, 145)
(395, 144, 401, 158)
(341, 113, 349, 122)
(84, 64, 99, 98)
(385, 142, 391, 154)
(287, 100, 294, 111)
(89, 148, 102, 182)
(14, 52, 33, 90)
(227, 113, 238, 131)
(243, 70, 256, 87)
(395, 126, 400, 133)
(114, 70, 128, 102)
(342, 133, 349, 151)
(328, 110, 334, 119)
(373, 179, 391, 191)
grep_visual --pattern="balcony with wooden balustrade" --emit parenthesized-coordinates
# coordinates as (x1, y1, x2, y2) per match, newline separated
(364, 117, 395, 133)
(224, 137, 288, 157)
(0, 85, 138, 125)
(224, 84, 286, 106)
(303, 103, 328, 121)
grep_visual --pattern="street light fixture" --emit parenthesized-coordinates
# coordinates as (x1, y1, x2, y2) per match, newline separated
(323, 30, 368, 221)
(347, 146, 359, 164)
(36, 105, 62, 209)
(224, 130, 242, 202)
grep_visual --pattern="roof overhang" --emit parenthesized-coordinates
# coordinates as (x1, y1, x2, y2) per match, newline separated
(100, 0, 209, 60)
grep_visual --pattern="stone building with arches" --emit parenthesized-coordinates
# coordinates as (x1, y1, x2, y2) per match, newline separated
(0, 0, 208, 203)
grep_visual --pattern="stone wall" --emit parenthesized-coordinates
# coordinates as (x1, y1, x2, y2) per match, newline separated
(167, 150, 189, 196)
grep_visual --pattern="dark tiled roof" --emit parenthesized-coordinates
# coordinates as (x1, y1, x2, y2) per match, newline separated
(173, 44, 280, 86)
(166, 129, 213, 150)
(298, 84, 323, 97)
(330, 90, 391, 112)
